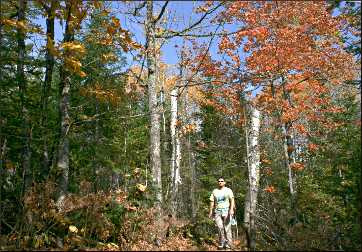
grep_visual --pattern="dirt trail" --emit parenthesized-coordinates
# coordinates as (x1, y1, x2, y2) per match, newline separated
(131, 232, 247, 251)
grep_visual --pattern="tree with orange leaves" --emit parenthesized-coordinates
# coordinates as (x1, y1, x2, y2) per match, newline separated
(194, 0, 357, 196)
(190, 2, 358, 249)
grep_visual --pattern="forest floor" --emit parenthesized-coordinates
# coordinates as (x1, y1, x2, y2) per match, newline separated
(0, 187, 249, 251)
(129, 219, 248, 251)
(131, 235, 247, 251)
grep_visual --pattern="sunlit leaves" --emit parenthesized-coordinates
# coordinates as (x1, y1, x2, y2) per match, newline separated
(264, 185, 276, 193)
(61, 42, 85, 55)
(136, 183, 147, 192)
(79, 83, 121, 105)
(69, 225, 79, 233)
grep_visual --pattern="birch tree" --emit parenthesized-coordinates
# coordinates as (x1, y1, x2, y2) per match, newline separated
(170, 87, 181, 216)
(243, 105, 261, 251)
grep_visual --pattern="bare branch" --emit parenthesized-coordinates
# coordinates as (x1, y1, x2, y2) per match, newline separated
(154, 1, 169, 25)
(133, 1, 146, 17)
(157, 2, 224, 39)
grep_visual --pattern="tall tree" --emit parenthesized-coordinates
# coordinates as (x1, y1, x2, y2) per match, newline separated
(170, 86, 181, 216)
(145, 0, 163, 210)
(55, 0, 87, 205)
(16, 0, 32, 194)
(243, 105, 261, 251)
(39, 0, 57, 178)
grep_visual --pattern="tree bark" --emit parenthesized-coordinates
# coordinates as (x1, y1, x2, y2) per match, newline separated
(93, 97, 100, 192)
(40, 0, 56, 179)
(187, 135, 196, 221)
(146, 0, 163, 210)
(282, 123, 296, 196)
(281, 79, 298, 220)
(170, 88, 181, 216)
(56, 0, 74, 206)
(17, 0, 32, 194)
(243, 105, 261, 251)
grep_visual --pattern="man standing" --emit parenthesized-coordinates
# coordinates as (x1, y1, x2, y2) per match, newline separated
(209, 176, 235, 249)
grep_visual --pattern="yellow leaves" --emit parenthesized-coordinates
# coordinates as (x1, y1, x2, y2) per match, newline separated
(80, 84, 121, 105)
(69, 225, 79, 233)
(60, 42, 86, 77)
(64, 57, 84, 76)
(126, 66, 147, 96)
(128, 41, 143, 50)
(103, 243, 119, 251)
(163, 76, 178, 92)
(133, 167, 141, 176)
(101, 52, 118, 63)
(181, 123, 197, 135)
(17, 20, 26, 30)
(1, 19, 27, 31)
(136, 184, 147, 192)
(61, 42, 86, 55)
(111, 16, 120, 28)
(107, 25, 117, 35)
(99, 35, 113, 46)
(5, 160, 15, 170)
(92, 0, 103, 9)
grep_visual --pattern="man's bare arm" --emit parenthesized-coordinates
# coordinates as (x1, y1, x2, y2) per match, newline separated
(209, 200, 214, 218)
(229, 197, 235, 216)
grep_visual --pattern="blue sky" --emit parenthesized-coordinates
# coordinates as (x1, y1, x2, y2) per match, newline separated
(31, 1, 230, 67)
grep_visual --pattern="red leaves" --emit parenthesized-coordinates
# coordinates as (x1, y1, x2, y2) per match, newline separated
(307, 143, 319, 152)
(263, 167, 273, 176)
(264, 185, 276, 193)
(290, 162, 305, 171)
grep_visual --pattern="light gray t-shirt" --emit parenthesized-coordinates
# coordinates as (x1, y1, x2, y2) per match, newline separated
(210, 187, 234, 210)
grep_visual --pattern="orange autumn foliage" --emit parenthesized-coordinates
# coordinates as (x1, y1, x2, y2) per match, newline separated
(264, 185, 276, 193)
(290, 162, 305, 171)
(190, 1, 358, 153)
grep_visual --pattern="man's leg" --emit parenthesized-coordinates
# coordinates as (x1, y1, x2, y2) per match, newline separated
(224, 215, 233, 248)
(214, 212, 225, 247)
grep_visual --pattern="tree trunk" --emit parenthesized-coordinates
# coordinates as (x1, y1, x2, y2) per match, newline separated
(93, 97, 100, 192)
(243, 105, 261, 251)
(56, 0, 74, 206)
(0, 137, 6, 234)
(281, 80, 298, 220)
(282, 123, 296, 197)
(187, 135, 196, 221)
(0, 4, 4, 234)
(146, 0, 162, 210)
(17, 0, 32, 194)
(40, 0, 56, 179)
(170, 88, 181, 216)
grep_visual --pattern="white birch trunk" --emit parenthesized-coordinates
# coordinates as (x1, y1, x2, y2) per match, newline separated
(282, 124, 296, 197)
(243, 106, 261, 250)
(170, 88, 181, 215)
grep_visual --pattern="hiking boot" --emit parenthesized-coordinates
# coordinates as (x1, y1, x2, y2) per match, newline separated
(224, 242, 232, 249)
(217, 241, 225, 249)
